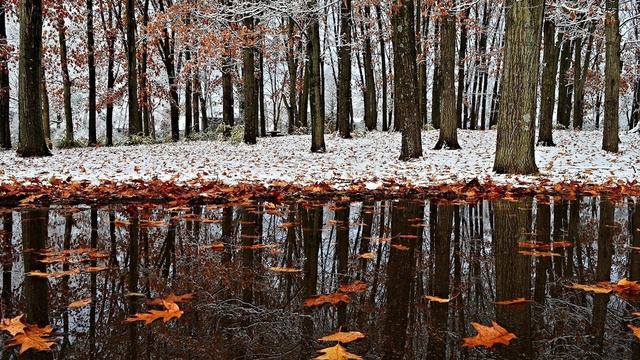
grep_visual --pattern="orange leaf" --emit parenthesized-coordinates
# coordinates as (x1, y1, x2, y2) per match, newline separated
(462, 321, 516, 348)
(269, 267, 303, 273)
(564, 283, 613, 294)
(68, 298, 92, 309)
(495, 297, 532, 305)
(6, 324, 55, 354)
(314, 344, 362, 359)
(338, 281, 368, 294)
(629, 324, 640, 340)
(304, 293, 350, 308)
(148, 293, 194, 306)
(319, 331, 365, 344)
(0, 315, 27, 336)
(518, 250, 561, 257)
(125, 300, 184, 325)
(357, 252, 376, 259)
(424, 295, 451, 303)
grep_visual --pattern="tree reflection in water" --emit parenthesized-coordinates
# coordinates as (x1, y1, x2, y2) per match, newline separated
(0, 196, 638, 359)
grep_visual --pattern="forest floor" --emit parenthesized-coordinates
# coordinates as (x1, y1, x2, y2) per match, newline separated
(1, 129, 637, 189)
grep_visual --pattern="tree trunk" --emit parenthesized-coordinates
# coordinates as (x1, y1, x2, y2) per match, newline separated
(415, 0, 427, 126)
(126, 0, 141, 136)
(537, 19, 559, 146)
(0, 4, 11, 150)
(259, 48, 266, 136)
(192, 73, 200, 133)
(87, 0, 96, 145)
(140, 0, 150, 137)
(556, 38, 573, 128)
(299, 59, 310, 129)
(573, 25, 594, 130)
(493, 0, 542, 174)
(602, 0, 620, 152)
(41, 67, 50, 144)
(57, 2, 74, 143)
(309, 13, 326, 152)
(242, 17, 258, 144)
(337, 0, 351, 138)
(286, 17, 297, 134)
(184, 50, 192, 138)
(456, 8, 469, 129)
(435, 3, 461, 150)
(431, 21, 441, 130)
(392, 0, 422, 160)
(363, 6, 377, 132)
(376, 5, 388, 131)
(105, 6, 115, 146)
(222, 60, 234, 136)
(17, 0, 50, 157)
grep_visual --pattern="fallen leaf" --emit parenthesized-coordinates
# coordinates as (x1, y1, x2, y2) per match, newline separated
(125, 300, 184, 325)
(269, 266, 303, 273)
(495, 298, 532, 305)
(564, 283, 612, 294)
(518, 250, 561, 257)
(630, 324, 640, 340)
(6, 324, 55, 354)
(391, 244, 410, 251)
(304, 293, 350, 308)
(424, 295, 451, 303)
(148, 293, 194, 306)
(315, 344, 362, 360)
(27, 268, 81, 278)
(83, 266, 109, 273)
(357, 252, 376, 259)
(319, 331, 365, 344)
(462, 321, 516, 348)
(68, 299, 92, 309)
(338, 281, 368, 294)
(0, 315, 27, 336)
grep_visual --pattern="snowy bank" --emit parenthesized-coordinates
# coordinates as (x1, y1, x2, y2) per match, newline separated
(0, 130, 638, 188)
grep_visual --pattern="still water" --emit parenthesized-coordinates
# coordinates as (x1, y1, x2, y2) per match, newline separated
(0, 196, 639, 359)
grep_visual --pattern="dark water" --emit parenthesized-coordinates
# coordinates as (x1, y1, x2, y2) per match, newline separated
(0, 196, 639, 359)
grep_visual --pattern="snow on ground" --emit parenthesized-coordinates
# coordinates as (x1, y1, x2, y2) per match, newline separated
(0, 130, 638, 188)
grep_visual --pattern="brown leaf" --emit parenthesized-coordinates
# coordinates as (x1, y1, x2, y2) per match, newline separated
(269, 267, 303, 273)
(27, 268, 81, 278)
(629, 324, 640, 340)
(338, 281, 368, 294)
(125, 300, 184, 325)
(6, 324, 55, 354)
(357, 252, 376, 259)
(564, 283, 613, 294)
(424, 295, 451, 303)
(314, 344, 362, 360)
(148, 293, 194, 306)
(68, 299, 92, 309)
(495, 298, 532, 305)
(319, 331, 365, 344)
(304, 293, 350, 308)
(518, 250, 561, 257)
(462, 321, 516, 348)
(0, 315, 27, 336)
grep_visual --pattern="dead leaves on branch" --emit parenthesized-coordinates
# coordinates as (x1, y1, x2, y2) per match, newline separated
(565, 278, 640, 299)
(4, 177, 640, 208)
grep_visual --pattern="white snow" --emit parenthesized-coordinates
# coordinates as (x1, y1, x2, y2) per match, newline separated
(0, 130, 638, 188)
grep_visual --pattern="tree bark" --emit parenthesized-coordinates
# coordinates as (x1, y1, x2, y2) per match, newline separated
(537, 19, 559, 146)
(493, 0, 542, 174)
(87, 0, 96, 145)
(456, 8, 469, 129)
(375, 5, 388, 131)
(242, 17, 258, 144)
(57, 1, 74, 143)
(17, 0, 50, 157)
(435, 2, 461, 150)
(286, 17, 297, 134)
(309, 10, 326, 152)
(337, 0, 352, 138)
(184, 50, 192, 138)
(222, 60, 234, 136)
(602, 0, 620, 152)
(363, 6, 377, 131)
(393, 0, 422, 160)
(431, 21, 441, 130)
(126, 0, 141, 136)
(556, 38, 573, 128)
(0, 4, 11, 150)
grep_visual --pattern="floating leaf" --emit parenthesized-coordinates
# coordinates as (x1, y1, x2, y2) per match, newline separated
(319, 331, 365, 344)
(495, 298, 532, 305)
(83, 266, 109, 273)
(125, 300, 184, 325)
(6, 324, 55, 354)
(424, 295, 451, 303)
(391, 244, 410, 251)
(304, 293, 350, 308)
(357, 252, 376, 259)
(314, 344, 362, 360)
(68, 299, 92, 309)
(27, 268, 81, 278)
(462, 321, 516, 348)
(518, 250, 561, 257)
(148, 293, 194, 306)
(0, 315, 27, 336)
(564, 283, 612, 294)
(629, 324, 640, 340)
(269, 267, 303, 273)
(338, 281, 368, 294)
